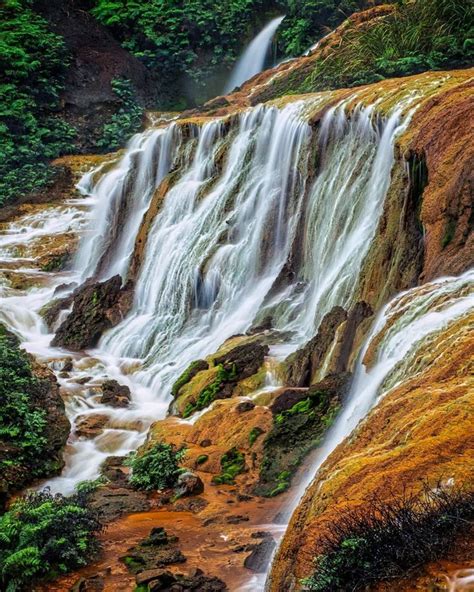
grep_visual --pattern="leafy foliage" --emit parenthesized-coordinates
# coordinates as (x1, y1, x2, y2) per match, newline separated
(182, 363, 237, 418)
(97, 78, 144, 151)
(0, 0, 76, 205)
(212, 448, 246, 485)
(303, 484, 474, 591)
(0, 325, 49, 474)
(300, 0, 474, 92)
(0, 489, 102, 591)
(127, 442, 186, 491)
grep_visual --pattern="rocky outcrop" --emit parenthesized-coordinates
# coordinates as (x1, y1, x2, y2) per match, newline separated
(51, 275, 133, 350)
(269, 312, 474, 590)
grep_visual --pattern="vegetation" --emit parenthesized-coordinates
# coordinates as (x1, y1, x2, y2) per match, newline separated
(0, 326, 48, 476)
(171, 359, 209, 397)
(303, 484, 474, 591)
(127, 442, 186, 491)
(0, 0, 75, 206)
(0, 489, 102, 591)
(249, 426, 264, 446)
(97, 78, 144, 152)
(256, 389, 340, 497)
(212, 448, 246, 485)
(182, 363, 237, 418)
(195, 454, 209, 465)
(300, 0, 474, 92)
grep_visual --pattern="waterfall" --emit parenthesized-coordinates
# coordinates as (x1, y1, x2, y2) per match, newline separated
(75, 124, 181, 281)
(224, 16, 285, 93)
(262, 268, 474, 590)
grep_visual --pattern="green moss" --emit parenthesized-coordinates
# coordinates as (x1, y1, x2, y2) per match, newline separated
(212, 448, 245, 485)
(196, 454, 209, 465)
(441, 218, 456, 249)
(249, 426, 264, 447)
(171, 359, 209, 397)
(255, 389, 341, 497)
(182, 363, 237, 418)
(40, 253, 69, 272)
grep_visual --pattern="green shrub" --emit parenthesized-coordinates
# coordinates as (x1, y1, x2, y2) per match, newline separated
(0, 325, 48, 473)
(127, 442, 186, 491)
(97, 78, 144, 151)
(0, 0, 75, 205)
(0, 489, 102, 591)
(212, 448, 245, 485)
(303, 484, 474, 591)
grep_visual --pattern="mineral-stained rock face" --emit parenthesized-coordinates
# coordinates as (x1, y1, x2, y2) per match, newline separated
(100, 379, 131, 408)
(51, 275, 133, 351)
(269, 312, 474, 591)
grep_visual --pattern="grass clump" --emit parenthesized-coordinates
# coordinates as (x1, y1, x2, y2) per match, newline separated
(0, 489, 102, 591)
(127, 442, 186, 491)
(303, 483, 474, 591)
(196, 454, 209, 465)
(249, 426, 264, 447)
(212, 448, 246, 485)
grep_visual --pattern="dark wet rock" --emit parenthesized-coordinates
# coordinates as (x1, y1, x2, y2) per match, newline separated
(226, 514, 249, 524)
(333, 300, 373, 373)
(236, 400, 255, 413)
(247, 316, 273, 335)
(145, 568, 228, 591)
(75, 375, 93, 385)
(100, 379, 131, 408)
(251, 531, 271, 539)
(100, 455, 128, 483)
(200, 439, 212, 447)
(175, 471, 204, 498)
(172, 496, 208, 514)
(61, 357, 74, 372)
(51, 275, 133, 351)
(269, 388, 309, 415)
(89, 486, 150, 522)
(283, 306, 347, 387)
(212, 340, 269, 381)
(243, 536, 276, 572)
(255, 375, 351, 497)
(71, 574, 105, 592)
(75, 413, 108, 438)
(122, 527, 186, 574)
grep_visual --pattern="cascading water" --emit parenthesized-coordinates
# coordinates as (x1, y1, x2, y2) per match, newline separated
(224, 16, 285, 93)
(75, 123, 181, 281)
(260, 269, 474, 591)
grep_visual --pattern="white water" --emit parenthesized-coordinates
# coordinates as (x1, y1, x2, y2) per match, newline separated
(261, 269, 474, 590)
(224, 16, 285, 93)
(0, 97, 414, 497)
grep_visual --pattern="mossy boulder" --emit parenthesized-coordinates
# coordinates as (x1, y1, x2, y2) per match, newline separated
(254, 374, 350, 497)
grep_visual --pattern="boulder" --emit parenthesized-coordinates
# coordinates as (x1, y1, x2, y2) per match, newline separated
(89, 486, 150, 522)
(212, 340, 269, 382)
(51, 276, 133, 351)
(243, 535, 276, 573)
(236, 400, 255, 413)
(175, 471, 205, 498)
(75, 413, 109, 438)
(282, 306, 347, 387)
(143, 569, 228, 591)
(100, 379, 131, 408)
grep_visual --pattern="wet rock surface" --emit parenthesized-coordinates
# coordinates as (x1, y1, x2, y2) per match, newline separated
(243, 533, 276, 573)
(89, 486, 150, 523)
(175, 471, 205, 498)
(99, 379, 131, 408)
(51, 275, 133, 350)
(212, 340, 269, 382)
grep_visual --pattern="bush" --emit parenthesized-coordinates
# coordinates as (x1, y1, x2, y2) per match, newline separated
(127, 442, 186, 491)
(301, 0, 474, 93)
(0, 0, 75, 205)
(0, 489, 102, 591)
(97, 78, 144, 151)
(0, 326, 48, 472)
(303, 483, 474, 591)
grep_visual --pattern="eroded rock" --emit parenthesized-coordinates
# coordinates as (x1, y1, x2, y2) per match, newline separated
(100, 379, 131, 408)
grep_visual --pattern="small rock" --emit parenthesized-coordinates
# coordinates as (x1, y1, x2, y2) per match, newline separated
(243, 536, 276, 572)
(236, 400, 255, 413)
(75, 413, 108, 438)
(72, 575, 105, 592)
(200, 439, 212, 447)
(100, 379, 131, 408)
(136, 569, 176, 587)
(226, 514, 249, 524)
(175, 471, 204, 497)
